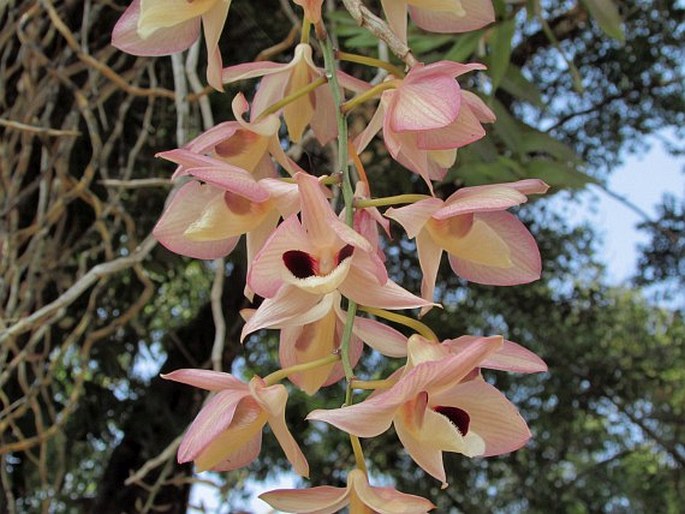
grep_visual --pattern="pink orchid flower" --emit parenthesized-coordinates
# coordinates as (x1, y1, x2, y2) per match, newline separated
(243, 172, 431, 337)
(385, 179, 549, 311)
(162, 369, 308, 476)
(308, 335, 536, 487)
(356, 62, 494, 190)
(152, 151, 300, 261)
(260, 468, 435, 513)
(381, 0, 495, 43)
(173, 93, 304, 179)
(111, 0, 230, 90)
(221, 43, 369, 144)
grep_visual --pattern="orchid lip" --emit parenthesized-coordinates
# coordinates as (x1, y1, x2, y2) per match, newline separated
(433, 405, 470, 436)
(282, 245, 355, 279)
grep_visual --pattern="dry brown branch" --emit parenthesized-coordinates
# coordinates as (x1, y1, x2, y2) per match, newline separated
(340, 0, 418, 67)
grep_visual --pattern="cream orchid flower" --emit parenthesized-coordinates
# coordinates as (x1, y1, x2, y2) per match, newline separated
(112, 0, 231, 90)
(152, 151, 299, 261)
(162, 370, 308, 476)
(260, 468, 435, 513)
(385, 179, 549, 311)
(308, 336, 535, 487)
(221, 43, 369, 144)
(242, 173, 431, 338)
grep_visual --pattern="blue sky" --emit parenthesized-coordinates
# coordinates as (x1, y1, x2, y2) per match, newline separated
(583, 134, 683, 284)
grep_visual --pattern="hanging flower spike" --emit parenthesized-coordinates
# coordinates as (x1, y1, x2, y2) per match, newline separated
(111, 0, 231, 90)
(260, 468, 435, 513)
(175, 93, 305, 179)
(162, 370, 308, 476)
(308, 336, 534, 488)
(243, 172, 432, 339)
(380, 0, 495, 44)
(221, 43, 370, 144)
(385, 179, 549, 312)
(355, 62, 494, 191)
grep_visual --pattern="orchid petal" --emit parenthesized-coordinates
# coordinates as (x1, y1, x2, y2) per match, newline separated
(417, 101, 485, 150)
(161, 369, 247, 392)
(350, 314, 408, 358)
(447, 336, 547, 373)
(248, 215, 313, 298)
(405, 334, 450, 368)
(430, 379, 532, 457)
(340, 267, 432, 310)
(252, 380, 309, 477)
(461, 90, 496, 123)
(112, 0, 201, 56)
(177, 390, 253, 463)
(153, 182, 239, 259)
(241, 286, 330, 339)
(380, 0, 409, 42)
(394, 401, 466, 486)
(181, 121, 239, 158)
(310, 85, 338, 145)
(209, 430, 262, 471)
(437, 183, 533, 218)
(385, 198, 442, 239)
(388, 68, 461, 132)
(221, 60, 288, 84)
(416, 229, 443, 313)
(137, 0, 215, 37)
(259, 485, 349, 514)
(201, 0, 231, 90)
(354, 98, 385, 154)
(408, 0, 495, 33)
(446, 211, 541, 285)
(348, 469, 435, 513)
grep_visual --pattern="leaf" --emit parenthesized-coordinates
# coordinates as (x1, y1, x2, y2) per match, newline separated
(490, 99, 523, 154)
(444, 31, 484, 62)
(581, 0, 625, 43)
(519, 130, 579, 162)
(487, 18, 516, 92)
(525, 159, 597, 189)
(408, 34, 454, 54)
(499, 65, 544, 107)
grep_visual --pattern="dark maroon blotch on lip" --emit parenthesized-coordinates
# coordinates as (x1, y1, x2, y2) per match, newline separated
(336, 244, 354, 263)
(434, 406, 470, 435)
(283, 250, 317, 279)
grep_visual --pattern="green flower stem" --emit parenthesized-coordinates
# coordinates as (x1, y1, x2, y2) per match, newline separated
(255, 75, 328, 122)
(359, 306, 439, 342)
(341, 79, 401, 114)
(301, 18, 311, 45)
(350, 378, 396, 390)
(350, 434, 368, 474)
(336, 50, 405, 78)
(320, 31, 357, 385)
(263, 354, 341, 386)
(281, 174, 341, 185)
(355, 194, 430, 208)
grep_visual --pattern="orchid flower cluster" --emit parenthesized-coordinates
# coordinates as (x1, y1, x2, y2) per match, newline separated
(113, 0, 550, 511)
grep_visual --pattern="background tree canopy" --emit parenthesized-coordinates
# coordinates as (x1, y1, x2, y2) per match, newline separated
(0, 0, 682, 513)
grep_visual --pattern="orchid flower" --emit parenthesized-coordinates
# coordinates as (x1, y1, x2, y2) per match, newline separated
(356, 62, 494, 190)
(278, 291, 409, 395)
(162, 369, 308, 476)
(385, 179, 549, 311)
(111, 0, 231, 90)
(152, 151, 299, 262)
(381, 0, 495, 43)
(308, 336, 535, 487)
(243, 173, 431, 338)
(221, 44, 369, 144)
(174, 93, 304, 179)
(260, 468, 435, 513)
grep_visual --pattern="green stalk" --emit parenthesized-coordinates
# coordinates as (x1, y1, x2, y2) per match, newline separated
(336, 50, 405, 77)
(320, 33, 357, 391)
(263, 354, 340, 386)
(355, 194, 430, 208)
